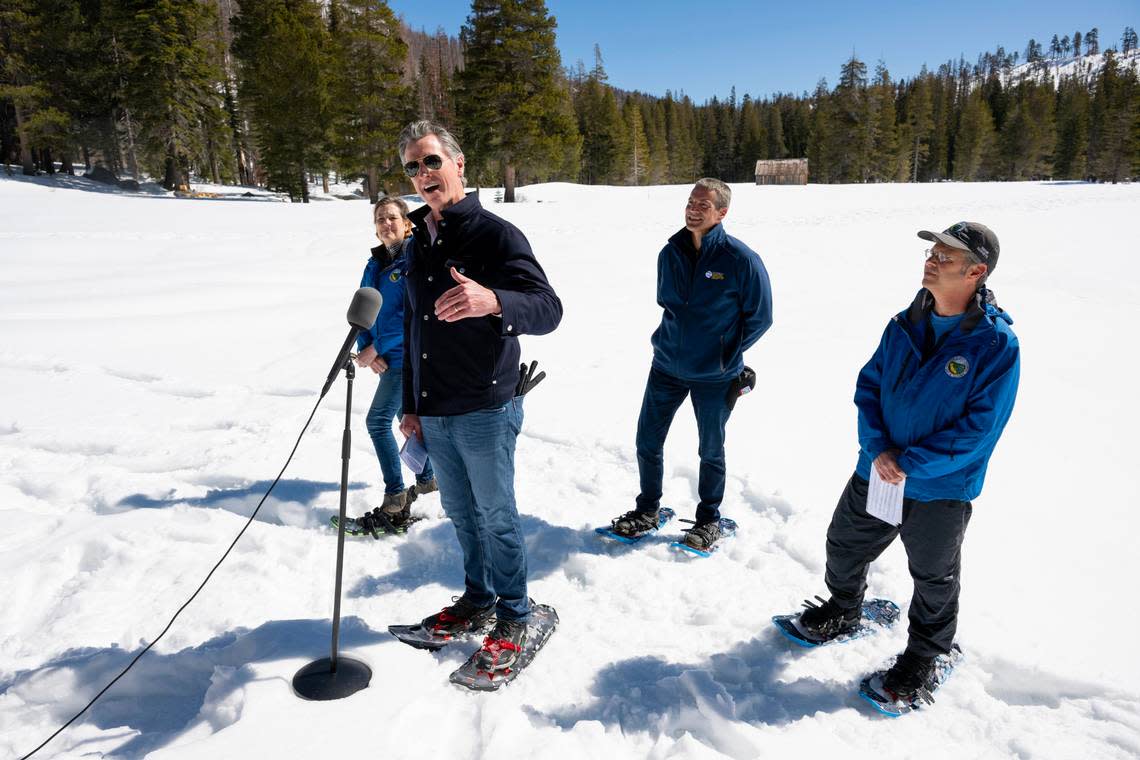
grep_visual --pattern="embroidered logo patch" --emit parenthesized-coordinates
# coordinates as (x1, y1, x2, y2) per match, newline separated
(389, 271, 401, 283)
(945, 356, 969, 378)
(705, 271, 725, 281)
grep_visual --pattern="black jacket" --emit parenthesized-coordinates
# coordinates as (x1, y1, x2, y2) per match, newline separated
(402, 193, 562, 416)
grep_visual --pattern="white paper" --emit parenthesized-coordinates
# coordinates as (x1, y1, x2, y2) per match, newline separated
(866, 467, 905, 526)
(399, 435, 429, 475)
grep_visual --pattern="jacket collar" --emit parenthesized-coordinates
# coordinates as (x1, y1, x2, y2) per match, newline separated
(904, 287, 990, 334)
(668, 223, 727, 256)
(409, 191, 481, 234)
(370, 238, 410, 267)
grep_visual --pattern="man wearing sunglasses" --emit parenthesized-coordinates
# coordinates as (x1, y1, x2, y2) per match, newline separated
(607, 178, 773, 553)
(395, 120, 562, 673)
(791, 222, 1020, 708)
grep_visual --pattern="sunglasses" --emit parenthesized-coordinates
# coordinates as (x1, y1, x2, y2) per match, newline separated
(403, 154, 446, 177)
(924, 247, 960, 265)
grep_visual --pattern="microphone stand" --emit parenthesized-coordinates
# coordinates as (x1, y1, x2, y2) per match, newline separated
(293, 355, 372, 700)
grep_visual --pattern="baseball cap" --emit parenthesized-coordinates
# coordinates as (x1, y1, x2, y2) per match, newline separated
(917, 221, 1000, 274)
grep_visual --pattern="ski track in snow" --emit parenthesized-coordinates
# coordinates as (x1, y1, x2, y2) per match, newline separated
(2, 174, 1139, 759)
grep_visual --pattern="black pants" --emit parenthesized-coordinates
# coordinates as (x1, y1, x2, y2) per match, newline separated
(824, 474, 972, 659)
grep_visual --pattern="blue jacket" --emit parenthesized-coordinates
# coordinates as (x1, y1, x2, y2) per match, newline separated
(651, 224, 772, 382)
(855, 289, 1020, 502)
(356, 239, 411, 370)
(402, 193, 562, 416)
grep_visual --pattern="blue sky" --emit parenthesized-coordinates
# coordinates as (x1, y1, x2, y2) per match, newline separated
(388, 0, 1135, 101)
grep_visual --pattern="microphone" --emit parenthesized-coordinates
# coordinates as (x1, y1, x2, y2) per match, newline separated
(321, 287, 382, 398)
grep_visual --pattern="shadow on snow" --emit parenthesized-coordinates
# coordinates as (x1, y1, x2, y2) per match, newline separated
(113, 478, 368, 528)
(2, 617, 388, 759)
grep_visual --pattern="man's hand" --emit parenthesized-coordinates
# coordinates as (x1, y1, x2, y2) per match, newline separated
(873, 449, 906, 485)
(369, 356, 388, 375)
(355, 345, 378, 367)
(434, 267, 501, 322)
(400, 412, 423, 442)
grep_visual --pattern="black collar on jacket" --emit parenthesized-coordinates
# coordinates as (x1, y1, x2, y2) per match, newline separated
(369, 237, 410, 268)
(905, 287, 987, 334)
(408, 191, 482, 236)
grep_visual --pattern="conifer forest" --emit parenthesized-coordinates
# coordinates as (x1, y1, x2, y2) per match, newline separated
(2, 0, 1137, 201)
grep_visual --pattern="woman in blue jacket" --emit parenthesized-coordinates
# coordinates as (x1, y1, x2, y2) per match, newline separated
(354, 196, 435, 525)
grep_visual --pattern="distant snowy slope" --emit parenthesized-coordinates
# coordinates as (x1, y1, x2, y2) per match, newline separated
(1, 175, 1139, 759)
(1007, 47, 1140, 85)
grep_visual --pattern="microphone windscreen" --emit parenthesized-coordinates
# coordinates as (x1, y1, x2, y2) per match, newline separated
(347, 287, 382, 330)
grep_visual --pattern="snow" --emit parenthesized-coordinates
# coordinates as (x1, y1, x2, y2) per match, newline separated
(2, 172, 1139, 759)
(1006, 48, 1140, 85)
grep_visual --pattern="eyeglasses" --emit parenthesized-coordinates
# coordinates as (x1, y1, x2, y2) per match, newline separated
(403, 154, 446, 177)
(924, 247, 958, 265)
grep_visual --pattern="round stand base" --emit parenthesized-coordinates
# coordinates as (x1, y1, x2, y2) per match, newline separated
(292, 656, 371, 701)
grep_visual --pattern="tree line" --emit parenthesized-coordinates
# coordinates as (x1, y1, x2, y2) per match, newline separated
(2, 0, 1137, 202)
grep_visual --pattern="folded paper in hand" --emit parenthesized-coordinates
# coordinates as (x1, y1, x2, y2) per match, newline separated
(400, 435, 429, 475)
(867, 468, 905, 526)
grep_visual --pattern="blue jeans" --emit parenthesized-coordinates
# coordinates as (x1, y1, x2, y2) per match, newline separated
(421, 398, 529, 622)
(635, 367, 734, 523)
(365, 369, 433, 495)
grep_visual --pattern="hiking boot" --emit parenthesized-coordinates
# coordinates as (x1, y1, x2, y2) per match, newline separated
(474, 618, 528, 672)
(798, 596, 861, 641)
(682, 519, 722, 551)
(421, 595, 496, 637)
(406, 478, 438, 506)
(380, 490, 407, 514)
(882, 650, 936, 703)
(610, 509, 660, 538)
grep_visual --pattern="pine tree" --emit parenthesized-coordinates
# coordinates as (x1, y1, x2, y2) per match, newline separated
(232, 0, 333, 201)
(1088, 50, 1139, 182)
(763, 101, 787, 159)
(120, 0, 228, 190)
(953, 88, 996, 180)
(455, 0, 580, 202)
(642, 98, 669, 184)
(1123, 27, 1138, 54)
(1086, 28, 1099, 56)
(869, 62, 900, 181)
(737, 94, 766, 174)
(806, 78, 834, 182)
(664, 92, 701, 182)
(1053, 75, 1090, 179)
(622, 99, 648, 184)
(998, 80, 1055, 179)
(574, 53, 625, 185)
(327, 0, 409, 202)
(903, 69, 934, 181)
(1073, 31, 1083, 57)
(831, 54, 872, 182)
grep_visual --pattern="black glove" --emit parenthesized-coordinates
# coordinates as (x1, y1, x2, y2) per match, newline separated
(515, 360, 546, 397)
(725, 366, 756, 411)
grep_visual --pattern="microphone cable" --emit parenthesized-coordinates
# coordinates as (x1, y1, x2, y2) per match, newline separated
(19, 392, 327, 760)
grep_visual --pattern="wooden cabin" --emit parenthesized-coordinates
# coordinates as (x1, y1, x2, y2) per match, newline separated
(754, 158, 809, 185)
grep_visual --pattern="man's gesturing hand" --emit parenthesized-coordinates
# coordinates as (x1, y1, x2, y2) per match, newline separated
(873, 449, 906, 485)
(434, 267, 502, 322)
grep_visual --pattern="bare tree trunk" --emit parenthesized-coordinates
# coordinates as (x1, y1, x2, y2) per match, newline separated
(13, 101, 35, 175)
(366, 166, 379, 202)
(503, 162, 516, 203)
(111, 36, 140, 180)
(322, 172, 329, 194)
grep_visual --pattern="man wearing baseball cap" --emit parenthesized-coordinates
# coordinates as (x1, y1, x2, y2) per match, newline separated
(788, 221, 1020, 707)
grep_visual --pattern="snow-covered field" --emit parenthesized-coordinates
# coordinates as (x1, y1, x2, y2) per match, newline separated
(1, 173, 1138, 759)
